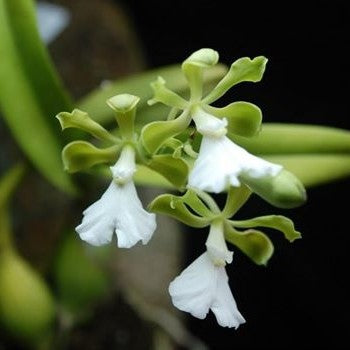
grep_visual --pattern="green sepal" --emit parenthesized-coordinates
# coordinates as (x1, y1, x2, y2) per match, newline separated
(182, 48, 219, 69)
(148, 76, 189, 108)
(241, 169, 307, 209)
(205, 101, 262, 137)
(222, 185, 252, 218)
(56, 109, 118, 143)
(230, 215, 301, 242)
(148, 194, 210, 228)
(62, 141, 119, 173)
(182, 49, 219, 101)
(141, 110, 191, 154)
(106, 94, 139, 140)
(147, 155, 188, 189)
(203, 56, 267, 104)
(224, 223, 274, 265)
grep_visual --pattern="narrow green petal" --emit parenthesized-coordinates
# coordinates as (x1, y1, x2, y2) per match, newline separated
(148, 194, 210, 228)
(62, 141, 119, 173)
(225, 223, 274, 265)
(205, 101, 262, 137)
(203, 56, 267, 104)
(230, 215, 301, 242)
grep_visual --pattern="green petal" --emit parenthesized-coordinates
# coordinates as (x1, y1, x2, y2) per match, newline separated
(148, 194, 210, 228)
(62, 141, 119, 173)
(141, 110, 191, 154)
(230, 215, 301, 242)
(203, 56, 267, 104)
(147, 155, 188, 189)
(205, 101, 262, 137)
(225, 223, 274, 266)
(148, 76, 189, 108)
(56, 109, 118, 143)
(222, 185, 252, 218)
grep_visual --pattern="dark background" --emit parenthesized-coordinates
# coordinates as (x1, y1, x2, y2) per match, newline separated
(121, 1, 349, 349)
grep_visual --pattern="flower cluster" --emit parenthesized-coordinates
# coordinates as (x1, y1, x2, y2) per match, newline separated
(57, 49, 305, 328)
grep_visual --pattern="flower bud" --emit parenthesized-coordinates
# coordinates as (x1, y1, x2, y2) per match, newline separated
(241, 169, 307, 208)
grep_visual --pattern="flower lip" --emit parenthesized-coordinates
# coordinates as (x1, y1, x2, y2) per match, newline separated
(188, 135, 282, 193)
(76, 180, 156, 248)
(168, 252, 245, 328)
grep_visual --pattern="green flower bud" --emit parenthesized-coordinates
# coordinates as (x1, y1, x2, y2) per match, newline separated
(0, 251, 55, 342)
(241, 169, 307, 208)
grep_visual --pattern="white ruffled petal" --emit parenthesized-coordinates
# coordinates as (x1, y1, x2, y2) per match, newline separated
(189, 135, 282, 193)
(169, 253, 216, 319)
(212, 267, 246, 328)
(76, 181, 156, 248)
(169, 252, 245, 328)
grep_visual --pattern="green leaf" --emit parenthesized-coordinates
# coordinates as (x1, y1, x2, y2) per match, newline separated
(0, 0, 76, 195)
(231, 123, 350, 155)
(203, 56, 267, 104)
(147, 155, 188, 189)
(57, 109, 118, 143)
(225, 223, 274, 265)
(62, 141, 119, 173)
(230, 215, 301, 242)
(264, 154, 350, 188)
(0, 164, 25, 210)
(78, 64, 227, 125)
(53, 234, 109, 313)
(148, 194, 210, 228)
(241, 168, 307, 209)
(205, 101, 262, 137)
(141, 110, 191, 154)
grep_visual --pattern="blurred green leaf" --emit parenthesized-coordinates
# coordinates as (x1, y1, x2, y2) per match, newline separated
(0, 164, 25, 210)
(265, 154, 350, 187)
(0, 0, 76, 194)
(232, 123, 350, 155)
(78, 64, 227, 125)
(54, 234, 109, 313)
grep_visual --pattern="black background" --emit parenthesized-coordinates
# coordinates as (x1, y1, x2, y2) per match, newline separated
(121, 1, 349, 349)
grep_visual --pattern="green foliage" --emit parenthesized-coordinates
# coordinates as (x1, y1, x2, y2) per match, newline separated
(0, 0, 76, 195)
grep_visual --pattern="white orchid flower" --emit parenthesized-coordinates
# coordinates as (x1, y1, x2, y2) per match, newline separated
(169, 222, 245, 328)
(76, 145, 157, 248)
(189, 108, 282, 193)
